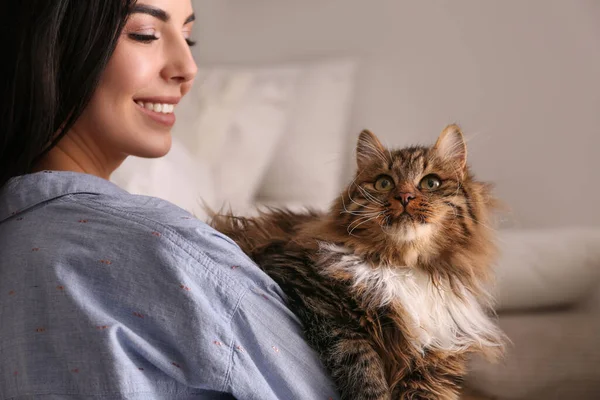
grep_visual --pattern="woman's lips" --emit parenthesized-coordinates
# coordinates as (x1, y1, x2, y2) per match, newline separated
(134, 100, 176, 127)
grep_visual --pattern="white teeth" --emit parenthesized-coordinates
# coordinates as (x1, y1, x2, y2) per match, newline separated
(138, 101, 175, 114)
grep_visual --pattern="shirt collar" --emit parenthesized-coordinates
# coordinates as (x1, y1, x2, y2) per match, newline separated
(0, 171, 128, 223)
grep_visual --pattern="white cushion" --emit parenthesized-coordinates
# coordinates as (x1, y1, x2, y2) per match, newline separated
(493, 227, 600, 311)
(172, 65, 301, 212)
(110, 138, 216, 219)
(256, 59, 358, 210)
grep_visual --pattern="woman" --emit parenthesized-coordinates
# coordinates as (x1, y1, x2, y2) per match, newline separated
(0, 1, 338, 398)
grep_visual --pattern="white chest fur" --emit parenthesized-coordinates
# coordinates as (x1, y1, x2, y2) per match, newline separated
(320, 244, 502, 353)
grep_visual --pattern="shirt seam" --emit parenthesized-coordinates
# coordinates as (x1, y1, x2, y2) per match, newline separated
(0, 192, 100, 224)
(220, 287, 253, 393)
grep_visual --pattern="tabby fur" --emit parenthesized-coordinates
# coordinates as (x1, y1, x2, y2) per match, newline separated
(210, 125, 504, 400)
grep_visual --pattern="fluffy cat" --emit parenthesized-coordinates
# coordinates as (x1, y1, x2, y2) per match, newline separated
(210, 124, 504, 400)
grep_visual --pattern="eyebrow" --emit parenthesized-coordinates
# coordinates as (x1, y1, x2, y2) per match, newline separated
(131, 4, 196, 24)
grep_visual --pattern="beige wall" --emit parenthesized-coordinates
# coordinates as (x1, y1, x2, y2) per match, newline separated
(190, 0, 600, 229)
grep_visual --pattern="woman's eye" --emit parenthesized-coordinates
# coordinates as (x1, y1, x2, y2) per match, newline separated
(129, 33, 196, 47)
(419, 175, 442, 190)
(375, 176, 395, 192)
(128, 33, 159, 43)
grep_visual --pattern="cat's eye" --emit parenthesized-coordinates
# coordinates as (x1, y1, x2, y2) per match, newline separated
(419, 175, 442, 190)
(375, 176, 395, 192)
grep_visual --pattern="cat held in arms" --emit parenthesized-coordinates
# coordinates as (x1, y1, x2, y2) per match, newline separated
(211, 124, 505, 400)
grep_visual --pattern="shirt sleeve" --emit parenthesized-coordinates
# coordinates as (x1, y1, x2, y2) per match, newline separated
(224, 284, 340, 400)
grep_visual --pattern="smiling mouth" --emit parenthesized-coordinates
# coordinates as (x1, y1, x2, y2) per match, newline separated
(134, 100, 176, 114)
(134, 100, 178, 127)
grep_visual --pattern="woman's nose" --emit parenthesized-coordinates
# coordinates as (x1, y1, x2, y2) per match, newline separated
(162, 40, 198, 84)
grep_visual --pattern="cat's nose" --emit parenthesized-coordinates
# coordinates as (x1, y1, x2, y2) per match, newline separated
(395, 192, 415, 206)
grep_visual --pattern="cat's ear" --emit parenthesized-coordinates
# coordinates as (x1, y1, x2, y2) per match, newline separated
(434, 124, 467, 171)
(357, 129, 387, 170)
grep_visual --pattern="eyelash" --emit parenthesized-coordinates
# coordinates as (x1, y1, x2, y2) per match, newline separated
(128, 33, 196, 47)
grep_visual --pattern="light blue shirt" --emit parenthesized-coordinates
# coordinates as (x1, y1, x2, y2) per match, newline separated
(0, 171, 338, 400)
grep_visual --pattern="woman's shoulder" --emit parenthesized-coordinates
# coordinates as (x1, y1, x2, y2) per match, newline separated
(83, 190, 236, 250)
(69, 191, 268, 289)
(2, 170, 281, 304)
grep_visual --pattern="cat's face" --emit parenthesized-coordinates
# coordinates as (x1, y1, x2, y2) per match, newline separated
(341, 125, 488, 244)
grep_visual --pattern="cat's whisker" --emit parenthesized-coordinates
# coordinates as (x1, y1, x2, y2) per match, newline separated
(348, 191, 379, 211)
(355, 184, 384, 206)
(342, 209, 384, 220)
(342, 210, 382, 216)
(348, 212, 385, 228)
(349, 170, 384, 208)
(346, 176, 379, 211)
(341, 195, 376, 216)
(348, 210, 386, 229)
(340, 194, 350, 215)
(348, 213, 384, 236)
(343, 196, 382, 215)
(342, 183, 379, 214)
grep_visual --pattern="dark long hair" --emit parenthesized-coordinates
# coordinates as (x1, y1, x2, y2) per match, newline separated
(0, 0, 135, 188)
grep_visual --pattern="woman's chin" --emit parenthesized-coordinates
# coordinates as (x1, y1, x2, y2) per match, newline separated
(131, 135, 173, 159)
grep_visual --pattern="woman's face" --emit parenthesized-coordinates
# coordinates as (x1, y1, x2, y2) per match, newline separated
(71, 0, 197, 169)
